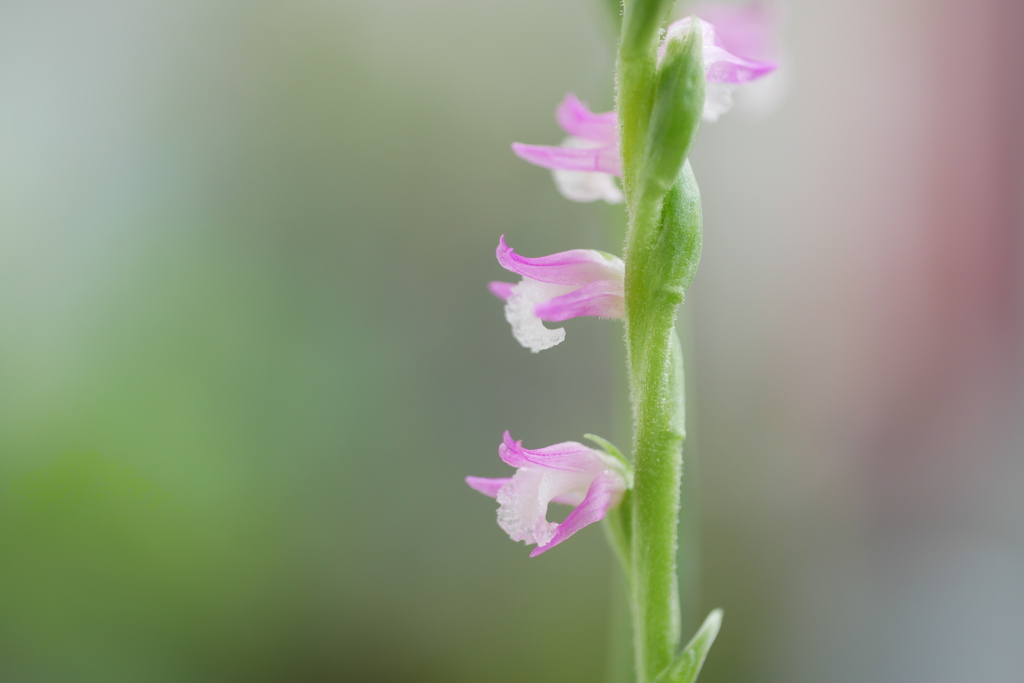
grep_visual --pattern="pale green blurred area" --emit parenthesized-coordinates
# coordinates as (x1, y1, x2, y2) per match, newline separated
(3, 0, 1024, 682)
(0, 1, 623, 681)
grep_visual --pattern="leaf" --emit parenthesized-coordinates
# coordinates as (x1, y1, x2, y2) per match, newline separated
(651, 609, 723, 683)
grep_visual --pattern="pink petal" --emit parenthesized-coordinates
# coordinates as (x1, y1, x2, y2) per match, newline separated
(488, 281, 515, 301)
(465, 476, 511, 499)
(495, 236, 625, 287)
(534, 279, 625, 322)
(498, 431, 604, 473)
(694, 2, 777, 61)
(511, 142, 622, 177)
(530, 473, 622, 557)
(555, 93, 619, 145)
(704, 46, 778, 84)
(665, 17, 778, 85)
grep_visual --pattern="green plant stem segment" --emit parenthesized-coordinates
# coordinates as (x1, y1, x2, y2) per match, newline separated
(616, 4, 708, 682)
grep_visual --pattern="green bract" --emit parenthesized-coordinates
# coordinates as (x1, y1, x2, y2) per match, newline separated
(651, 609, 724, 683)
(643, 25, 705, 203)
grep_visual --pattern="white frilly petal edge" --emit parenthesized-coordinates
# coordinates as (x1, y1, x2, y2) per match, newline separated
(496, 467, 596, 546)
(504, 278, 574, 353)
(703, 82, 737, 122)
(494, 452, 628, 549)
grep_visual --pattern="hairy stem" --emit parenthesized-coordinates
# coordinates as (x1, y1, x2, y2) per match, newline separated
(623, 159, 701, 682)
(617, 3, 703, 680)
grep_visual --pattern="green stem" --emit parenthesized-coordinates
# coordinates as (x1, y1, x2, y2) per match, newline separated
(628, 324, 685, 682)
(615, 3, 704, 680)
(616, 0, 674, 197)
(623, 161, 702, 682)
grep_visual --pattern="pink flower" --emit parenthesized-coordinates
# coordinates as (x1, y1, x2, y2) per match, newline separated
(662, 15, 778, 121)
(511, 94, 624, 204)
(693, 2, 788, 119)
(693, 2, 778, 63)
(466, 432, 630, 557)
(489, 236, 625, 353)
(511, 13, 778, 199)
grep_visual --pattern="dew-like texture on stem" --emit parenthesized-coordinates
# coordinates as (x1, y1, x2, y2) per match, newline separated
(465, 432, 629, 555)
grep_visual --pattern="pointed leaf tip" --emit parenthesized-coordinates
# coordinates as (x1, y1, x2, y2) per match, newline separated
(583, 433, 627, 466)
(651, 609, 723, 683)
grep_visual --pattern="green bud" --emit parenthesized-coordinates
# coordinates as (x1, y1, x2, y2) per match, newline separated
(641, 17, 705, 202)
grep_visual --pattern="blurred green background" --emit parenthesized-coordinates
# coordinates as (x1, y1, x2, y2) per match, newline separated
(1, 1, 1022, 682)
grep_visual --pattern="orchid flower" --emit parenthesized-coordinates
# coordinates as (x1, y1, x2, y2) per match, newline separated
(511, 94, 623, 204)
(512, 94, 624, 204)
(489, 235, 625, 353)
(663, 15, 778, 121)
(693, 2, 778, 62)
(694, 1, 788, 119)
(511, 15, 777, 201)
(467, 7, 769, 679)
(466, 431, 631, 557)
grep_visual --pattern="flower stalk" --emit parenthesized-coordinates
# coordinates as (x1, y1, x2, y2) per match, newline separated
(467, 3, 779, 681)
(619, 10, 705, 683)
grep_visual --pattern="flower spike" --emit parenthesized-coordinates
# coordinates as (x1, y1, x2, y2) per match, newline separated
(466, 431, 631, 556)
(511, 10, 779, 198)
(489, 236, 625, 353)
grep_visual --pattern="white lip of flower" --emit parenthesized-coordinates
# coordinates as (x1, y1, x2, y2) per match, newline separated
(731, 49, 792, 120)
(658, 16, 780, 122)
(503, 278, 572, 353)
(495, 449, 628, 547)
(466, 431, 634, 556)
(491, 237, 627, 353)
(551, 137, 624, 204)
(702, 82, 736, 123)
